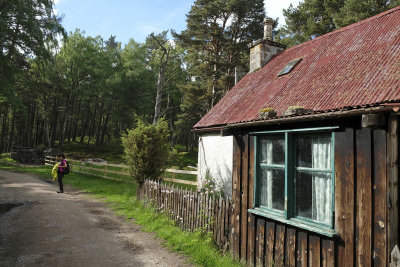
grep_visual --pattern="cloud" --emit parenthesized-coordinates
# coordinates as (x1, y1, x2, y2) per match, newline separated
(141, 24, 162, 35)
(264, 0, 301, 26)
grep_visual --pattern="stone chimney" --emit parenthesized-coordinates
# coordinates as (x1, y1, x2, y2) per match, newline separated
(249, 18, 286, 73)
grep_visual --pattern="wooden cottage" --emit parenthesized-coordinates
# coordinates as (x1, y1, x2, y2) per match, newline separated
(194, 7, 400, 266)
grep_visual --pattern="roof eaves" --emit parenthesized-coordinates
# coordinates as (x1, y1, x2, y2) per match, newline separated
(225, 102, 400, 129)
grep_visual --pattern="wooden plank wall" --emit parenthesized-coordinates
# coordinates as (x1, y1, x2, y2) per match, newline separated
(231, 120, 398, 266)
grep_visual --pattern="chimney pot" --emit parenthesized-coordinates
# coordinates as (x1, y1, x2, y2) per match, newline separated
(248, 17, 285, 73)
(263, 17, 274, 41)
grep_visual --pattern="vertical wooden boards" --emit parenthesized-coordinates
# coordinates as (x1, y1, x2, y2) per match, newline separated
(335, 127, 355, 267)
(248, 135, 255, 211)
(241, 134, 249, 259)
(309, 235, 321, 267)
(373, 129, 387, 266)
(274, 224, 286, 266)
(247, 214, 256, 265)
(387, 114, 399, 265)
(322, 239, 335, 267)
(285, 228, 296, 267)
(219, 198, 225, 245)
(248, 135, 256, 264)
(256, 218, 266, 267)
(223, 199, 230, 245)
(214, 196, 220, 242)
(356, 127, 372, 266)
(231, 134, 242, 259)
(296, 231, 308, 267)
(265, 221, 276, 267)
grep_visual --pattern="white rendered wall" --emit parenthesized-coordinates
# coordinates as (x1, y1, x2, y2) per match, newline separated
(198, 134, 233, 198)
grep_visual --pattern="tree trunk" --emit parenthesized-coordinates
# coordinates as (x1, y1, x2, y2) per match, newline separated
(153, 69, 164, 124)
(80, 109, 90, 144)
(100, 111, 110, 145)
(95, 102, 104, 145)
(0, 107, 8, 153)
(7, 111, 15, 152)
(50, 99, 58, 147)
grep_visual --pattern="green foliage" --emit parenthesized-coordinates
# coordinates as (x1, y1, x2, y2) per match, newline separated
(0, 153, 16, 165)
(173, 0, 267, 147)
(121, 119, 171, 185)
(0, 0, 64, 105)
(62, 142, 124, 163)
(276, 0, 400, 48)
(334, 0, 400, 27)
(144, 31, 186, 125)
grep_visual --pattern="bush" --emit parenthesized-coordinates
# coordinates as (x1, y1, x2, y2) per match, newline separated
(121, 119, 170, 185)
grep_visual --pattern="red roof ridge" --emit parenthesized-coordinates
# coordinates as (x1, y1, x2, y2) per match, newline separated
(282, 5, 400, 54)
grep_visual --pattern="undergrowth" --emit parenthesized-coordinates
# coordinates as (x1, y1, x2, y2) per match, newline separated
(0, 163, 239, 267)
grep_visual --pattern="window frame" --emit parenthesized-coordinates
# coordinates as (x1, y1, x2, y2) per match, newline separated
(249, 126, 337, 237)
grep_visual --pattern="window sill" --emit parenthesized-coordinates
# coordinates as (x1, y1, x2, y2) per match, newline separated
(248, 208, 336, 238)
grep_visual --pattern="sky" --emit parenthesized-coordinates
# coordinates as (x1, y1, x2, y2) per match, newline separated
(54, 0, 301, 45)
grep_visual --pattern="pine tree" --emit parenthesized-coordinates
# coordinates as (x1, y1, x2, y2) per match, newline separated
(0, 0, 64, 104)
(275, 0, 400, 47)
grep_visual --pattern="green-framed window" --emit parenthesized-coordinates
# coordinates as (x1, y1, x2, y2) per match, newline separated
(249, 127, 336, 236)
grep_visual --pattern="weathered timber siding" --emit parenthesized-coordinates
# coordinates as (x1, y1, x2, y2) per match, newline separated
(231, 116, 399, 266)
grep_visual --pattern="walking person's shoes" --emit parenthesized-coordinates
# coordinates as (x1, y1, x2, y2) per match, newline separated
(57, 191, 64, 193)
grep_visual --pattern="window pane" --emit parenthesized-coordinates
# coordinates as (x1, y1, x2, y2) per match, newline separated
(260, 135, 285, 165)
(296, 171, 332, 225)
(296, 135, 331, 169)
(259, 167, 285, 211)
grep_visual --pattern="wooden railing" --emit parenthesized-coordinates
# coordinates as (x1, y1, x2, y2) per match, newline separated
(138, 179, 232, 250)
(45, 156, 198, 186)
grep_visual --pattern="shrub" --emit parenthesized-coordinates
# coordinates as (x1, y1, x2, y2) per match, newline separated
(121, 119, 170, 186)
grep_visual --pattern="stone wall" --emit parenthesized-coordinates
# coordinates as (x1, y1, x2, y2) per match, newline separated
(10, 147, 60, 165)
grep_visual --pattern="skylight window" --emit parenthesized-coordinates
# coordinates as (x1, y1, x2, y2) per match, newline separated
(278, 58, 302, 76)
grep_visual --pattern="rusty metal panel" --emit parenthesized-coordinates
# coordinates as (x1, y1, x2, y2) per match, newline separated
(194, 6, 400, 129)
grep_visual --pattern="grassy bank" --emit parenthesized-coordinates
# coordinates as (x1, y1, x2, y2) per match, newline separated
(0, 163, 239, 267)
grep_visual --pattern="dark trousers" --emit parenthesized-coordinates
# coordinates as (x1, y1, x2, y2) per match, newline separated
(57, 172, 64, 192)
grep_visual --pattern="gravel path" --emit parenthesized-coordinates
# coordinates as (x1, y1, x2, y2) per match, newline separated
(0, 170, 192, 267)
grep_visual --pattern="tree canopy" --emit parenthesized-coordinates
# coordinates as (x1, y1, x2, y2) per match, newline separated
(0, 0, 396, 154)
(0, 0, 64, 104)
(275, 0, 400, 47)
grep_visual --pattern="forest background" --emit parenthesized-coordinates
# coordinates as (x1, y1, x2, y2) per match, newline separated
(1, 0, 399, 160)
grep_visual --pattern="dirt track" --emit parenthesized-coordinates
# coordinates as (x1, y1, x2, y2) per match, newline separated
(0, 170, 192, 267)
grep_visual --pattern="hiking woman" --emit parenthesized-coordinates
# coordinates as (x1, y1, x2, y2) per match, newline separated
(57, 154, 67, 193)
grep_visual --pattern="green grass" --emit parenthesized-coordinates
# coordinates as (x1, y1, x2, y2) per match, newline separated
(162, 171, 197, 182)
(0, 162, 239, 267)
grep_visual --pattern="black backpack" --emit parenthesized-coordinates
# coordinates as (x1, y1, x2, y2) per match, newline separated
(64, 160, 70, 175)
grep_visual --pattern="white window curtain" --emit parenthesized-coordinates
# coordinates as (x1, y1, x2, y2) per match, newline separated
(311, 137, 332, 224)
(260, 139, 273, 208)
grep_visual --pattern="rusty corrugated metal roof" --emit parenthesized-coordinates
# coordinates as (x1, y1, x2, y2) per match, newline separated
(194, 6, 400, 129)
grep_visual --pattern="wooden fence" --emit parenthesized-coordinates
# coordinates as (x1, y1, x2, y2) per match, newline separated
(138, 179, 232, 250)
(45, 155, 198, 186)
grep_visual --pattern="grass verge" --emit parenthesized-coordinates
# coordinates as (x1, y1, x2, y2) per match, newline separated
(0, 163, 239, 267)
